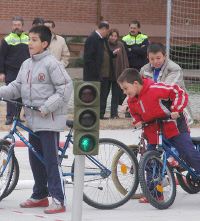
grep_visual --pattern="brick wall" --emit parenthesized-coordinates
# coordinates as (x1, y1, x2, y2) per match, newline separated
(0, 0, 199, 39)
(0, 0, 166, 37)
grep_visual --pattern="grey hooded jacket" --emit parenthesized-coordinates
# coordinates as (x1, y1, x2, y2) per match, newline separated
(140, 58, 193, 124)
(140, 58, 186, 89)
(0, 50, 73, 132)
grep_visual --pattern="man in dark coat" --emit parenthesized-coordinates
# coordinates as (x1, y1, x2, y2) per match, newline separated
(83, 21, 110, 81)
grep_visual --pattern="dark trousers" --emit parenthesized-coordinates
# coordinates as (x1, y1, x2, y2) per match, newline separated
(29, 131, 65, 204)
(6, 82, 22, 120)
(148, 132, 200, 173)
(100, 79, 120, 117)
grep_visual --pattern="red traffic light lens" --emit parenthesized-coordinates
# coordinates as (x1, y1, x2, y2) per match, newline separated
(79, 85, 96, 103)
(79, 110, 96, 128)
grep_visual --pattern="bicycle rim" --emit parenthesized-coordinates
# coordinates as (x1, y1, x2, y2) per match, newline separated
(82, 138, 139, 209)
(0, 145, 14, 201)
(139, 150, 176, 209)
(2, 156, 19, 198)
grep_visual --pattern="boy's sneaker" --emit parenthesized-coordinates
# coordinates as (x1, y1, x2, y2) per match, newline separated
(44, 198, 66, 214)
(139, 195, 164, 203)
(20, 197, 49, 208)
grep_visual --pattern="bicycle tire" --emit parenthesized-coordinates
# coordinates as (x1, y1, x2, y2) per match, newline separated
(2, 156, 19, 198)
(139, 150, 176, 210)
(111, 144, 139, 198)
(71, 138, 139, 209)
(0, 144, 15, 201)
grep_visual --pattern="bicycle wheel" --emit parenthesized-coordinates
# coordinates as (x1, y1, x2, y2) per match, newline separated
(2, 156, 19, 198)
(0, 144, 15, 201)
(111, 144, 139, 198)
(139, 150, 176, 210)
(71, 138, 139, 209)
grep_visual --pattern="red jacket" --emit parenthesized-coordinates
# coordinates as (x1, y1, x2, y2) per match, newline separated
(128, 78, 188, 144)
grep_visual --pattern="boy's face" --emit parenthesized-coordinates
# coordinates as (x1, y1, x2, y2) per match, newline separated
(148, 52, 166, 69)
(28, 32, 48, 56)
(119, 81, 139, 98)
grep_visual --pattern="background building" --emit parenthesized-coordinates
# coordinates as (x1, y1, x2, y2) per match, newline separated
(0, 0, 167, 42)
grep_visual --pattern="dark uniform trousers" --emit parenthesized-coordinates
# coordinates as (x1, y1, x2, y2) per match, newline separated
(29, 131, 65, 204)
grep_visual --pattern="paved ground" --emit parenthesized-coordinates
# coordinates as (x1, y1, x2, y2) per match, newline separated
(1, 128, 200, 221)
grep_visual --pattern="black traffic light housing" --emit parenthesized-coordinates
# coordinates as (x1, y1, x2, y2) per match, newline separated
(73, 80, 100, 155)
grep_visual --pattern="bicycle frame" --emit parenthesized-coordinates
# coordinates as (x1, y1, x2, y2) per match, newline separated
(157, 125, 200, 181)
(2, 116, 111, 179)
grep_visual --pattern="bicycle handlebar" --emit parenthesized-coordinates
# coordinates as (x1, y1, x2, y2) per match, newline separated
(134, 116, 172, 130)
(0, 97, 40, 112)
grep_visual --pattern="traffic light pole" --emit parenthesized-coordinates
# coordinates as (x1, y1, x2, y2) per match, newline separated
(71, 155, 85, 221)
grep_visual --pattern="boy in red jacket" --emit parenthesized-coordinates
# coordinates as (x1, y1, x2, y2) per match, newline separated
(118, 68, 200, 201)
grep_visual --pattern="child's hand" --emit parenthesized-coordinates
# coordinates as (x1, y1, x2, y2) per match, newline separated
(39, 107, 48, 118)
(171, 112, 180, 119)
(133, 121, 142, 129)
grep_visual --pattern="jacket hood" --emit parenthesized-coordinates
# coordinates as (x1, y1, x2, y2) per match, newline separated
(139, 78, 154, 97)
(128, 78, 154, 104)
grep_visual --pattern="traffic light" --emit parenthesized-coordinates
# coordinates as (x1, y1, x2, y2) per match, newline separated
(73, 80, 100, 155)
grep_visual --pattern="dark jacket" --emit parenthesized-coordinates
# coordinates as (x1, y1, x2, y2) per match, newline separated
(122, 32, 149, 70)
(0, 32, 30, 83)
(83, 31, 114, 81)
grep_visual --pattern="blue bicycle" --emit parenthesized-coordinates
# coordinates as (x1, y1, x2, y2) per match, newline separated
(138, 118, 200, 209)
(0, 98, 139, 209)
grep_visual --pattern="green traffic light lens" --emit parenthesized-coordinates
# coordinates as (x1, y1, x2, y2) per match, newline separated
(79, 110, 96, 128)
(79, 85, 97, 103)
(79, 135, 95, 152)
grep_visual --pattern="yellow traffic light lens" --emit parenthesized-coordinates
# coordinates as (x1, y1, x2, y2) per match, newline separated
(79, 110, 96, 128)
(79, 85, 96, 103)
(79, 135, 95, 152)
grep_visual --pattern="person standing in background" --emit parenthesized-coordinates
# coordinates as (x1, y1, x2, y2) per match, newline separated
(0, 16, 29, 125)
(108, 28, 129, 118)
(122, 20, 149, 118)
(32, 17, 45, 27)
(122, 20, 149, 71)
(83, 22, 120, 119)
(83, 21, 110, 81)
(44, 20, 70, 67)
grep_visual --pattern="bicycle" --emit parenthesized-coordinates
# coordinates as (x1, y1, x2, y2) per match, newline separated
(0, 98, 139, 209)
(112, 125, 200, 197)
(138, 118, 200, 209)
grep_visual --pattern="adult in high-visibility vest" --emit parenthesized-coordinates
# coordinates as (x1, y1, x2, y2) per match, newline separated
(0, 16, 29, 125)
(122, 20, 149, 71)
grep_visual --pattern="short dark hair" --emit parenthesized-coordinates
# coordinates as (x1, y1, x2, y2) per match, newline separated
(32, 17, 44, 26)
(44, 20, 55, 28)
(117, 68, 143, 85)
(98, 21, 109, 29)
(12, 16, 24, 25)
(147, 43, 166, 55)
(129, 20, 141, 28)
(29, 25, 52, 48)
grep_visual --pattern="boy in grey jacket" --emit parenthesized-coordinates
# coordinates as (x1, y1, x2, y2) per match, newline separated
(0, 25, 73, 213)
(140, 42, 193, 125)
